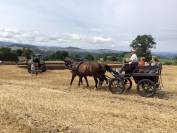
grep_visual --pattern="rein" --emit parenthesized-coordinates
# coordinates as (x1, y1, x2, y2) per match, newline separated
(159, 65, 164, 90)
(75, 61, 84, 71)
(70, 61, 84, 76)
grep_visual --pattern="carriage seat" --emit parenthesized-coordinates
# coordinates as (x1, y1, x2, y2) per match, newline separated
(135, 64, 162, 74)
(132, 72, 158, 77)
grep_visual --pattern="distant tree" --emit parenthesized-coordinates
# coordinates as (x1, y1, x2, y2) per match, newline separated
(74, 54, 81, 59)
(85, 54, 94, 61)
(0, 47, 18, 61)
(119, 52, 129, 58)
(174, 56, 177, 64)
(55, 51, 61, 59)
(130, 35, 156, 61)
(103, 56, 107, 61)
(22, 48, 33, 59)
(61, 51, 69, 60)
(46, 51, 69, 60)
(117, 57, 123, 63)
(111, 56, 117, 61)
(16, 49, 23, 56)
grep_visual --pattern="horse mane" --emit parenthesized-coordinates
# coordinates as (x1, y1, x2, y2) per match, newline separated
(73, 58, 88, 62)
(73, 58, 84, 62)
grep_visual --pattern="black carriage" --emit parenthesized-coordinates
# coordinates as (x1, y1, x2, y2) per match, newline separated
(108, 64, 162, 97)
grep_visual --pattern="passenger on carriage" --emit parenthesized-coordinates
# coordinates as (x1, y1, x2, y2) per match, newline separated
(138, 57, 145, 72)
(148, 57, 161, 73)
(150, 57, 160, 66)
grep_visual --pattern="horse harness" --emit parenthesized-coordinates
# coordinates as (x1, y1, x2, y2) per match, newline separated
(71, 61, 84, 75)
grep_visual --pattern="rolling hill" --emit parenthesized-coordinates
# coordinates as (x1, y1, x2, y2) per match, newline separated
(0, 41, 177, 58)
(0, 41, 121, 56)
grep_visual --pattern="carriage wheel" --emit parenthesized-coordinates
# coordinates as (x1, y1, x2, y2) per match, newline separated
(124, 78, 132, 91)
(41, 64, 47, 72)
(109, 78, 125, 94)
(137, 79, 156, 97)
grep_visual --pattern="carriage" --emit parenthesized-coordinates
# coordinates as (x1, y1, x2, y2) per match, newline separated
(108, 64, 163, 97)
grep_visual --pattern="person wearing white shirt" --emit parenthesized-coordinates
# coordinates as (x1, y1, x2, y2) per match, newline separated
(31, 62, 36, 75)
(128, 49, 138, 73)
(129, 49, 138, 64)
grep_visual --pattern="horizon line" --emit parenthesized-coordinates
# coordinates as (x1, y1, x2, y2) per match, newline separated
(0, 40, 177, 53)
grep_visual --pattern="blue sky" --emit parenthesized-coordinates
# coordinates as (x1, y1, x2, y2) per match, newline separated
(0, 0, 177, 52)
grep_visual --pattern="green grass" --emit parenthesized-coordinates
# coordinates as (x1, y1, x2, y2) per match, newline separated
(160, 58, 177, 65)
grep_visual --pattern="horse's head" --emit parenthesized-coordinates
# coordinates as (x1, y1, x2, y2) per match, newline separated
(64, 57, 83, 71)
(64, 57, 74, 70)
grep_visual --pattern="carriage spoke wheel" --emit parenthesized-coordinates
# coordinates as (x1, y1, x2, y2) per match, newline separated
(137, 79, 156, 97)
(109, 78, 125, 94)
(124, 78, 132, 91)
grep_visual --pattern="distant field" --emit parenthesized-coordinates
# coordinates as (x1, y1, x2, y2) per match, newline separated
(0, 65, 177, 133)
(160, 58, 177, 65)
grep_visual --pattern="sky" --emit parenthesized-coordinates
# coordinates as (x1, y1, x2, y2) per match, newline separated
(0, 0, 177, 52)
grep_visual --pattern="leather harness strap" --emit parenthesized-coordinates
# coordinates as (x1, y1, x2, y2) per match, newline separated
(76, 61, 84, 71)
(71, 61, 84, 76)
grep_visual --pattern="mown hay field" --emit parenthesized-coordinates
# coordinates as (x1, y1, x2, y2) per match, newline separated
(0, 65, 177, 133)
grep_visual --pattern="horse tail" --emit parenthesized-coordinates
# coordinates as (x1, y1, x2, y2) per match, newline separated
(105, 65, 112, 72)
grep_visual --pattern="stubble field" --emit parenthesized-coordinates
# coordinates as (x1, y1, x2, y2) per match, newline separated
(0, 65, 177, 133)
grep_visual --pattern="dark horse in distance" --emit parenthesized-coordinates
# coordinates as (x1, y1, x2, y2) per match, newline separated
(64, 57, 112, 88)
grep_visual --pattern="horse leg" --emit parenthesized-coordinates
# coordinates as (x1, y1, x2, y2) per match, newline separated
(105, 77, 108, 85)
(70, 73, 76, 86)
(84, 76, 89, 87)
(102, 75, 108, 85)
(98, 76, 104, 86)
(80, 76, 83, 85)
(94, 76, 98, 88)
(78, 76, 82, 86)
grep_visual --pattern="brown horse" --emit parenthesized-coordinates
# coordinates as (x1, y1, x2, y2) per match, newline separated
(64, 57, 111, 88)
(64, 58, 88, 86)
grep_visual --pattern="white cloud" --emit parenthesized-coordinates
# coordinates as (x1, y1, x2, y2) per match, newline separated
(92, 36, 112, 43)
(0, 27, 113, 46)
(69, 33, 82, 40)
(0, 0, 177, 51)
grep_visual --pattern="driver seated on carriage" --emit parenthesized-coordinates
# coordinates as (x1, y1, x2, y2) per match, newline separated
(120, 49, 139, 74)
(129, 49, 138, 66)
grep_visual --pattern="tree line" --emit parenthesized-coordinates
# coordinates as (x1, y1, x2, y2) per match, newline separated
(45, 34, 158, 62)
(0, 34, 177, 65)
(0, 47, 33, 61)
(0, 46, 128, 62)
